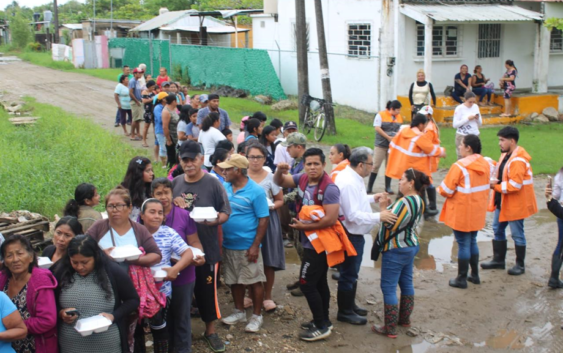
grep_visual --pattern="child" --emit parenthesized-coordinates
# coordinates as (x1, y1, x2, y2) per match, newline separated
(222, 128, 233, 142)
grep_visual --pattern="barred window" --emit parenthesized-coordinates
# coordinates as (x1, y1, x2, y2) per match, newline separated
(348, 23, 371, 57)
(416, 24, 458, 57)
(551, 28, 563, 52)
(478, 24, 501, 58)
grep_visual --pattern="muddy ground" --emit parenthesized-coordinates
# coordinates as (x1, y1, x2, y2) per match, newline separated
(1, 61, 562, 352)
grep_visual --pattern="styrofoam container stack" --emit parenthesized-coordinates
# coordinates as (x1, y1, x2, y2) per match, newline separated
(190, 207, 218, 223)
(151, 265, 171, 282)
(74, 315, 112, 337)
(190, 247, 205, 260)
(38, 257, 53, 269)
(109, 245, 142, 262)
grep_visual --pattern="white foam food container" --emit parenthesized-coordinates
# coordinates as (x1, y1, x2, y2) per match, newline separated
(190, 247, 205, 260)
(151, 265, 171, 281)
(75, 315, 112, 337)
(37, 257, 53, 269)
(190, 207, 218, 223)
(171, 252, 181, 261)
(109, 245, 142, 262)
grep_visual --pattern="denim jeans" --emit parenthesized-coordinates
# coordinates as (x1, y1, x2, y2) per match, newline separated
(492, 209, 526, 246)
(451, 90, 465, 104)
(454, 230, 478, 260)
(380, 246, 419, 305)
(554, 218, 563, 256)
(338, 234, 365, 292)
(155, 133, 167, 157)
(115, 108, 120, 124)
(472, 87, 493, 102)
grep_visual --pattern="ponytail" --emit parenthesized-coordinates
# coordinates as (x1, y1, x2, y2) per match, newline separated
(386, 100, 402, 110)
(63, 183, 97, 217)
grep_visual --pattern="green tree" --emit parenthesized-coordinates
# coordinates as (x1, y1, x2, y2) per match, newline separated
(10, 12, 33, 48)
(545, 17, 563, 31)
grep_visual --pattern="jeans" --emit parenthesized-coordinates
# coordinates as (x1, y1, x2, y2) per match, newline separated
(454, 230, 478, 260)
(472, 87, 493, 102)
(451, 90, 465, 104)
(492, 209, 526, 246)
(169, 282, 195, 353)
(338, 233, 365, 292)
(115, 108, 120, 124)
(300, 248, 330, 328)
(155, 133, 167, 157)
(380, 246, 419, 305)
(554, 218, 563, 256)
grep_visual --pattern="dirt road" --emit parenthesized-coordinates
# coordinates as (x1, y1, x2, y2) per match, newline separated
(2, 61, 563, 352)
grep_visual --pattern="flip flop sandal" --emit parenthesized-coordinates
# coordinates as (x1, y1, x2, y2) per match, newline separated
(263, 300, 277, 312)
(142, 143, 150, 147)
(244, 297, 253, 309)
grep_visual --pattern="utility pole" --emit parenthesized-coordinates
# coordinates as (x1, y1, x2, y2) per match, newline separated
(313, 0, 336, 135)
(53, 0, 59, 43)
(295, 0, 309, 126)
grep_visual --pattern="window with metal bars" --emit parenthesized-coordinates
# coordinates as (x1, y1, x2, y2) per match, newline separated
(348, 23, 371, 57)
(416, 24, 458, 57)
(478, 24, 501, 58)
(551, 28, 563, 52)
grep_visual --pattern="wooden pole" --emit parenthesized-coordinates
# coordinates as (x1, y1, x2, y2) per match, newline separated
(313, 0, 336, 135)
(295, 0, 309, 126)
(53, 0, 59, 43)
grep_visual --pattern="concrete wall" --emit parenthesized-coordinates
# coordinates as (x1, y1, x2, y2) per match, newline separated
(252, 0, 383, 113)
(108, 38, 286, 100)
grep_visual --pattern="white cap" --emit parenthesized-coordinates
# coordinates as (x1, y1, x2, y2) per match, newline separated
(419, 105, 433, 116)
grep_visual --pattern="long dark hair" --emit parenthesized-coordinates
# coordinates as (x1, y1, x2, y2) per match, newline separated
(54, 235, 112, 300)
(63, 183, 97, 218)
(404, 168, 431, 194)
(55, 216, 84, 236)
(246, 118, 261, 136)
(121, 156, 152, 208)
(333, 144, 351, 161)
(1, 235, 38, 275)
(259, 125, 277, 153)
(202, 113, 220, 132)
(179, 104, 192, 124)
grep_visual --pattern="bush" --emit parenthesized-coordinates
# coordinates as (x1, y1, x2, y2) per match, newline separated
(0, 99, 161, 218)
(26, 42, 42, 52)
(10, 13, 33, 49)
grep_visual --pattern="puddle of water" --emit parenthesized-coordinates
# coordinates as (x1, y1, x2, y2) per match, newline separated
(396, 341, 434, 353)
(485, 329, 526, 349)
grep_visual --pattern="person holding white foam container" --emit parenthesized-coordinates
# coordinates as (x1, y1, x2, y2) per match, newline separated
(54, 235, 139, 353)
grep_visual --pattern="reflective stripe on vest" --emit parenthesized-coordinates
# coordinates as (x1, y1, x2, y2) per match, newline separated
(450, 162, 490, 194)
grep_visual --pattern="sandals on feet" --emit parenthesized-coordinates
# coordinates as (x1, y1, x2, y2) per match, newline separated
(263, 300, 277, 312)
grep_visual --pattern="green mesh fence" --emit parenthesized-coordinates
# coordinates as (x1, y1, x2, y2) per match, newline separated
(109, 38, 286, 100)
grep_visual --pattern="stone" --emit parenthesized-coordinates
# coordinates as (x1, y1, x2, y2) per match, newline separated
(271, 99, 298, 111)
(559, 114, 563, 122)
(533, 114, 549, 123)
(530, 112, 539, 119)
(542, 107, 559, 121)
(523, 115, 533, 123)
(226, 334, 234, 340)
(254, 95, 272, 105)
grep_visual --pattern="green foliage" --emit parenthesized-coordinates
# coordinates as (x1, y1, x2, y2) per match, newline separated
(61, 29, 71, 45)
(9, 12, 33, 49)
(545, 18, 563, 31)
(0, 98, 159, 218)
(25, 42, 42, 51)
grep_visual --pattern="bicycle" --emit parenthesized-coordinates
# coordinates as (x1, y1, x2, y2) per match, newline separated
(300, 94, 329, 142)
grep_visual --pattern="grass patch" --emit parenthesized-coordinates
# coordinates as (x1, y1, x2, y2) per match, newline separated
(0, 98, 165, 219)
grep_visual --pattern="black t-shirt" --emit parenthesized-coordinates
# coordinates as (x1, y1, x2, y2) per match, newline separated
(494, 152, 512, 210)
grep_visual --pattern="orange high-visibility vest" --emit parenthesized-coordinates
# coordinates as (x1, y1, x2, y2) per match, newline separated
(330, 160, 350, 182)
(487, 146, 538, 222)
(424, 119, 440, 173)
(385, 127, 444, 182)
(438, 154, 491, 232)
(298, 205, 357, 267)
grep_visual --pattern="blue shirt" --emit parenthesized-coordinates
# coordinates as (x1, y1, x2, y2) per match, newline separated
(152, 226, 190, 297)
(154, 104, 164, 134)
(222, 178, 270, 250)
(454, 73, 471, 93)
(0, 292, 16, 353)
(196, 107, 232, 132)
(128, 77, 143, 101)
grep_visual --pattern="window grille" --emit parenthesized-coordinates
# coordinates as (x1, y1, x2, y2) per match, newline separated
(478, 24, 501, 58)
(348, 23, 371, 57)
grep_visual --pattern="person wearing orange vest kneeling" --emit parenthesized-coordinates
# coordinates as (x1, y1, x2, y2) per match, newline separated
(385, 114, 446, 214)
(481, 126, 538, 275)
(438, 135, 491, 288)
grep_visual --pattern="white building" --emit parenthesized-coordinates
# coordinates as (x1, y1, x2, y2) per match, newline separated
(252, 0, 563, 113)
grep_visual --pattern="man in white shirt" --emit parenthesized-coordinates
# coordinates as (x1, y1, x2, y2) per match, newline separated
(334, 147, 398, 325)
(274, 121, 297, 166)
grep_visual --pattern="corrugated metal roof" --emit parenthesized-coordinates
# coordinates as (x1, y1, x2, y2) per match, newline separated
(401, 4, 543, 22)
(61, 23, 82, 30)
(160, 25, 250, 34)
(189, 9, 264, 18)
(130, 10, 194, 32)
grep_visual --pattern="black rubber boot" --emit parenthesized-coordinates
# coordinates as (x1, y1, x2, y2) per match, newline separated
(384, 176, 395, 195)
(449, 258, 469, 289)
(422, 189, 439, 218)
(367, 173, 377, 194)
(352, 282, 368, 317)
(467, 254, 481, 285)
(481, 240, 507, 270)
(426, 187, 438, 212)
(337, 290, 367, 325)
(548, 254, 563, 289)
(508, 245, 526, 276)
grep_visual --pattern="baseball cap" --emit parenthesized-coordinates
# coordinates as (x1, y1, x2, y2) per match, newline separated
(217, 154, 249, 169)
(161, 81, 171, 87)
(283, 121, 298, 132)
(178, 140, 201, 160)
(132, 68, 144, 73)
(281, 132, 306, 147)
(156, 92, 168, 101)
(200, 94, 209, 103)
(419, 106, 433, 116)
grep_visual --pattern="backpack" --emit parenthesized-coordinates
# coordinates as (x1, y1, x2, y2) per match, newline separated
(296, 172, 333, 214)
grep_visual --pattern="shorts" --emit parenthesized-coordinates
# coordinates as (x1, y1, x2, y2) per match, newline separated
(223, 247, 266, 286)
(194, 263, 221, 322)
(156, 133, 167, 157)
(131, 103, 144, 122)
(503, 84, 515, 99)
(144, 111, 153, 124)
(118, 108, 132, 126)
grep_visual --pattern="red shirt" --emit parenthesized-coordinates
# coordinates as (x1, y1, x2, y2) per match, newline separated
(156, 75, 170, 88)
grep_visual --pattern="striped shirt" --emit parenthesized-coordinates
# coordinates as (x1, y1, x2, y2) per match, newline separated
(378, 195, 424, 251)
